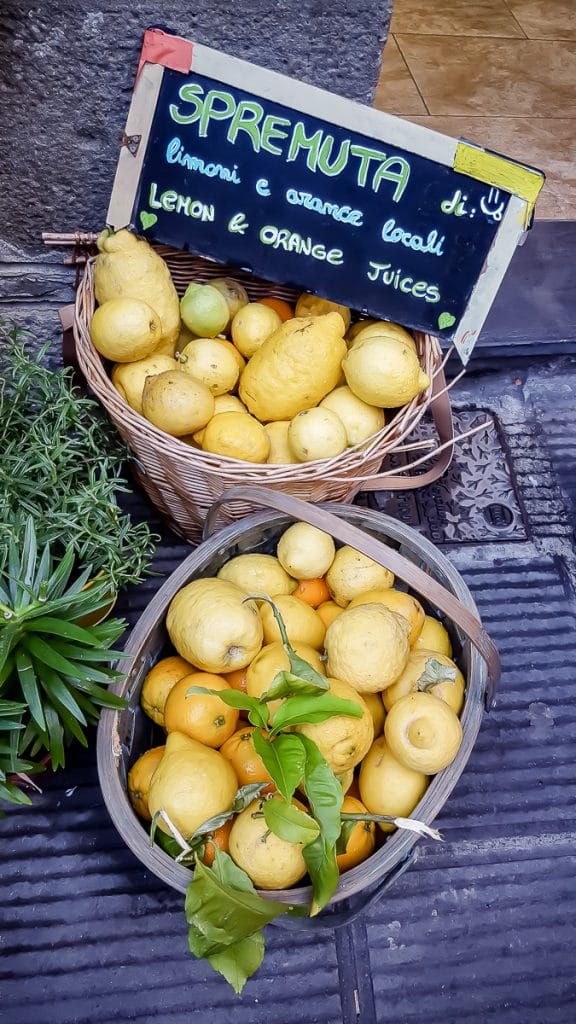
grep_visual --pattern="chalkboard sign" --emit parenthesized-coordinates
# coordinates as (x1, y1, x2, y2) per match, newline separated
(108, 29, 545, 363)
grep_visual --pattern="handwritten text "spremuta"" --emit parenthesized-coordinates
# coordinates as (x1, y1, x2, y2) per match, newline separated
(169, 83, 410, 202)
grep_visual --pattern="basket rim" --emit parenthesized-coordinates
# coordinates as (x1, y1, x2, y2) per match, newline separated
(97, 503, 486, 908)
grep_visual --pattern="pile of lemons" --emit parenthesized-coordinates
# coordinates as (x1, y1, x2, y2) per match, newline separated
(90, 229, 430, 464)
(128, 521, 465, 890)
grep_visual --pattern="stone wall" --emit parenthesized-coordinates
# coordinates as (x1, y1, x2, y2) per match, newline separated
(0, 2, 391, 350)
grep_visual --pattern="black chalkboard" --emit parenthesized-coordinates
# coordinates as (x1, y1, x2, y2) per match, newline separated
(109, 34, 544, 359)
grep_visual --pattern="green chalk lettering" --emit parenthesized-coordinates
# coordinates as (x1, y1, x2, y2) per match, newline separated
(148, 182, 163, 209)
(160, 190, 178, 212)
(317, 135, 350, 176)
(198, 90, 236, 137)
(350, 144, 388, 187)
(372, 157, 411, 202)
(169, 82, 204, 125)
(227, 100, 265, 151)
(260, 114, 292, 155)
(287, 121, 323, 172)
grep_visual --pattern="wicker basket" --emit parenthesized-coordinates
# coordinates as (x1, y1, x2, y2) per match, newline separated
(97, 488, 500, 924)
(73, 245, 454, 542)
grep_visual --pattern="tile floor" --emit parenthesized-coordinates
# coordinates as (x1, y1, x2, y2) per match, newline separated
(374, 0, 576, 218)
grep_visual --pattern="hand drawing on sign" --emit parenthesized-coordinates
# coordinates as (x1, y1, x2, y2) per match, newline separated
(480, 188, 505, 223)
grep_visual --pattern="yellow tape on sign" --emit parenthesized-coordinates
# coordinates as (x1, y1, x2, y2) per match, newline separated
(454, 142, 545, 227)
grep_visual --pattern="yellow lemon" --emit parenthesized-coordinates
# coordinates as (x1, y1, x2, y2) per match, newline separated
(259, 594, 326, 649)
(191, 393, 247, 445)
(414, 615, 453, 656)
(295, 292, 351, 331)
(94, 228, 180, 351)
(349, 321, 417, 353)
(141, 370, 214, 436)
(239, 313, 346, 421)
(111, 353, 177, 414)
(148, 731, 238, 839)
(383, 650, 465, 715)
(246, 641, 325, 719)
(343, 337, 430, 408)
(217, 553, 296, 598)
(231, 302, 282, 358)
(325, 604, 410, 693)
(166, 578, 263, 673)
(90, 297, 162, 362)
(277, 522, 336, 580)
(178, 338, 239, 396)
(295, 677, 374, 773)
(359, 735, 429, 833)
(316, 600, 345, 629)
(229, 796, 308, 889)
(319, 386, 385, 446)
(214, 337, 247, 375)
(201, 412, 270, 462)
(288, 408, 347, 462)
(141, 654, 195, 726)
(265, 421, 300, 465)
(346, 319, 378, 344)
(348, 588, 425, 645)
(384, 692, 463, 773)
(127, 745, 165, 821)
(326, 546, 394, 607)
(363, 692, 386, 738)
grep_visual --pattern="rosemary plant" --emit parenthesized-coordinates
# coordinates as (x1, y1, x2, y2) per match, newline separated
(0, 322, 157, 590)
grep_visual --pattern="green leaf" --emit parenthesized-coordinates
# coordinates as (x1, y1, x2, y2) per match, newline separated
(65, 678, 126, 709)
(0, 624, 19, 679)
(154, 829, 184, 860)
(302, 835, 340, 917)
(22, 634, 113, 684)
(43, 703, 65, 770)
(255, 597, 328, 690)
(185, 849, 289, 958)
(19, 517, 38, 609)
(15, 649, 46, 730)
(185, 685, 264, 717)
(0, 780, 33, 807)
(23, 616, 103, 646)
(270, 693, 363, 734)
(0, 653, 16, 690)
(335, 818, 358, 855)
(33, 542, 51, 592)
(45, 545, 75, 599)
(232, 782, 269, 813)
(50, 639, 128, 663)
(37, 664, 88, 725)
(7, 535, 21, 605)
(259, 669, 328, 703)
(263, 798, 320, 844)
(207, 931, 264, 995)
(246, 704, 271, 730)
(252, 729, 305, 801)
(300, 736, 343, 846)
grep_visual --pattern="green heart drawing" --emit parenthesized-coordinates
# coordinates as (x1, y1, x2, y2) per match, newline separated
(438, 312, 456, 330)
(139, 211, 158, 230)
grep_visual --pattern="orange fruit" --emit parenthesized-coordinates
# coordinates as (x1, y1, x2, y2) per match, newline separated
(127, 745, 165, 821)
(140, 655, 195, 726)
(293, 577, 330, 608)
(260, 296, 294, 321)
(220, 726, 274, 793)
(316, 600, 345, 629)
(201, 818, 234, 866)
(224, 668, 248, 693)
(336, 795, 376, 872)
(163, 672, 239, 747)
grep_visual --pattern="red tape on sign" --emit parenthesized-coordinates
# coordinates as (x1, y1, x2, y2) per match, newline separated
(136, 28, 193, 81)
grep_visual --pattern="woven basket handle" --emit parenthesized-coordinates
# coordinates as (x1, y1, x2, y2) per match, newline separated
(204, 485, 500, 709)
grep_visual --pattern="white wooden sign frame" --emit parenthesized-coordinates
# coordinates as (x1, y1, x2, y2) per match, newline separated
(108, 35, 544, 364)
